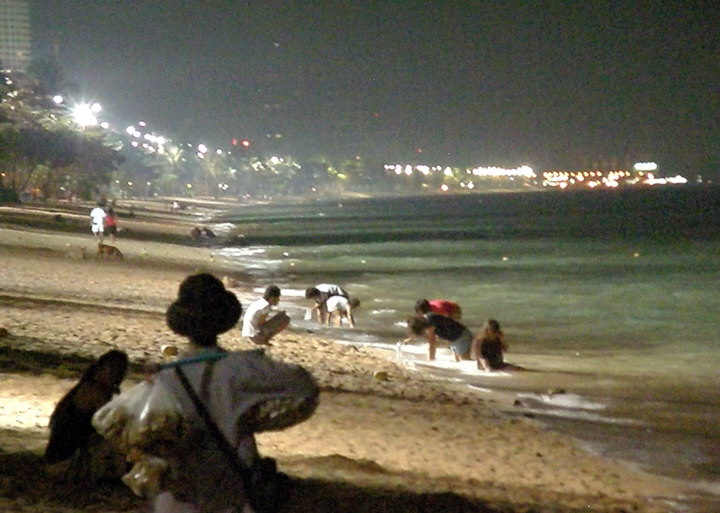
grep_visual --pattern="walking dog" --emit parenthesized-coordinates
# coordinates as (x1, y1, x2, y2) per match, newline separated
(97, 242, 124, 260)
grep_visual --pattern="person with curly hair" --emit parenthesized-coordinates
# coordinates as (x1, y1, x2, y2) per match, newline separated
(151, 273, 318, 513)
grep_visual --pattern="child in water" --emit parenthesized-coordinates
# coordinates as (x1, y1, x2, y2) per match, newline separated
(472, 319, 508, 371)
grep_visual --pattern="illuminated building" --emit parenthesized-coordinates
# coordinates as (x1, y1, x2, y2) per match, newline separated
(0, 0, 31, 71)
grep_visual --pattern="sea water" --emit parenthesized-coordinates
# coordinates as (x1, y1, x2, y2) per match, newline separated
(209, 186, 720, 508)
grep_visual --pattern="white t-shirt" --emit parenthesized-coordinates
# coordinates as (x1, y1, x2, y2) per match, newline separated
(325, 295, 350, 313)
(316, 283, 348, 298)
(241, 298, 272, 337)
(90, 206, 106, 226)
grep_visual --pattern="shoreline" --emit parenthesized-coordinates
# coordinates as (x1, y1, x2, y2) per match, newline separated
(0, 199, 704, 513)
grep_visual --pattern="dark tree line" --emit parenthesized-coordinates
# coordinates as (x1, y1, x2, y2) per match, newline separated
(0, 66, 122, 201)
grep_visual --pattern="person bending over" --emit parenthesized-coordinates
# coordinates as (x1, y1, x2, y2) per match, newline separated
(415, 298, 462, 321)
(305, 283, 349, 324)
(242, 285, 290, 345)
(326, 296, 361, 328)
(405, 314, 474, 362)
(45, 349, 129, 483)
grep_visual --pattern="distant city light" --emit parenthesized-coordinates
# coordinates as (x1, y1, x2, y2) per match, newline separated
(634, 162, 658, 172)
(469, 165, 536, 178)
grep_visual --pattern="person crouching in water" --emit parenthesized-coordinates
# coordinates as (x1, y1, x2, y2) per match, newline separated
(405, 314, 474, 362)
(326, 296, 361, 328)
(304, 284, 349, 325)
(472, 319, 509, 371)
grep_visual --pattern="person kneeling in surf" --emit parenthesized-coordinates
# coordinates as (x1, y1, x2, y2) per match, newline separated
(405, 314, 474, 362)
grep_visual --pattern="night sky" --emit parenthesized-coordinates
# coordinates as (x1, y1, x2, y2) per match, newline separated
(29, 1, 719, 175)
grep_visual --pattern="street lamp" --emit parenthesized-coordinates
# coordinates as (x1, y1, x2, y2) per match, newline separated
(71, 102, 102, 127)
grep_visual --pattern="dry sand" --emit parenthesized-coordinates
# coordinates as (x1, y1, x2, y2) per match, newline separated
(0, 201, 692, 513)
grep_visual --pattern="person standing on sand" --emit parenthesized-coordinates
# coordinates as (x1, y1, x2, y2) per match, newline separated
(405, 314, 474, 362)
(150, 273, 318, 513)
(241, 285, 291, 345)
(104, 207, 118, 243)
(90, 202, 106, 242)
(44, 349, 129, 483)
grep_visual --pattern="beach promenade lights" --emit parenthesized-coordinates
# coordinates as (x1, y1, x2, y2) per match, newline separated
(634, 162, 658, 172)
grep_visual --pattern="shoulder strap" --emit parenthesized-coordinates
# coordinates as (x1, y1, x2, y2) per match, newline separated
(174, 365, 253, 485)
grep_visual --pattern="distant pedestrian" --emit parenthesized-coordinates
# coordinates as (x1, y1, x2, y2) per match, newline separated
(241, 285, 290, 345)
(90, 203, 106, 242)
(104, 207, 118, 243)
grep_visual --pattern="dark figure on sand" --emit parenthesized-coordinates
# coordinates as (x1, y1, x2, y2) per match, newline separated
(44, 350, 129, 483)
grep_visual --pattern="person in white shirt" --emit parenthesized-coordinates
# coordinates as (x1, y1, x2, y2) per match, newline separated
(89, 203, 106, 242)
(304, 283, 349, 324)
(325, 296, 360, 328)
(241, 285, 290, 345)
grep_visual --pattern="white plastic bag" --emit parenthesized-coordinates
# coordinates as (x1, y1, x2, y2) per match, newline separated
(92, 378, 187, 452)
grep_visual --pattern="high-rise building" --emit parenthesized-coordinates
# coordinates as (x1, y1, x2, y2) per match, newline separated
(0, 0, 31, 71)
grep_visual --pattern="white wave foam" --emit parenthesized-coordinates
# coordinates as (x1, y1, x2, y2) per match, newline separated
(370, 309, 397, 315)
(517, 392, 606, 410)
(514, 406, 641, 425)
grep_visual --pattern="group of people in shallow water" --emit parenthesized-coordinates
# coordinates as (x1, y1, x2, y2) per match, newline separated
(404, 298, 512, 372)
(239, 280, 511, 372)
(237, 282, 361, 347)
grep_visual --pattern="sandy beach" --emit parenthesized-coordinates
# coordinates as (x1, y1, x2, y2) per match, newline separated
(0, 200, 693, 513)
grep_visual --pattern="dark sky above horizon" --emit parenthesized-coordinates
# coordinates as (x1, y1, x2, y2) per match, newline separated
(29, 1, 719, 175)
